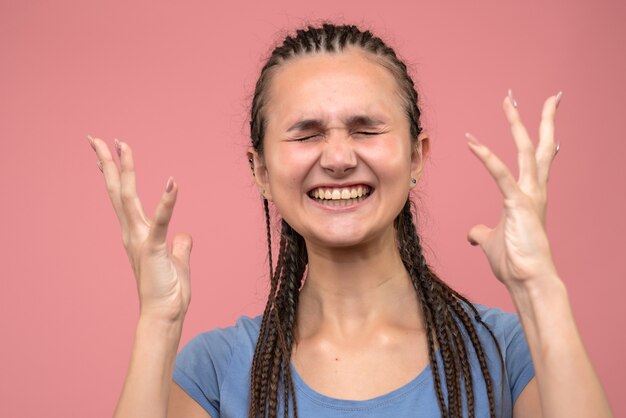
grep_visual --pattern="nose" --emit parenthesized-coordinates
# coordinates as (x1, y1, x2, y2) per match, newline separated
(319, 128, 357, 176)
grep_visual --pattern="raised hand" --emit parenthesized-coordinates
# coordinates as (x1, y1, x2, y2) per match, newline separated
(464, 90, 562, 290)
(87, 136, 192, 322)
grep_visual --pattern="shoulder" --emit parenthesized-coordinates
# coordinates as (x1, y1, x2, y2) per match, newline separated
(471, 303, 530, 355)
(470, 303, 535, 404)
(473, 303, 522, 337)
(179, 314, 263, 363)
(173, 314, 263, 416)
(200, 314, 263, 344)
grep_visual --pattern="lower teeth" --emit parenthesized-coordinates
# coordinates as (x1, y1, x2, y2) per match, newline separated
(313, 194, 369, 206)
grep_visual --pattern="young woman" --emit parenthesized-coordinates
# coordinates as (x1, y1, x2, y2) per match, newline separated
(88, 23, 614, 418)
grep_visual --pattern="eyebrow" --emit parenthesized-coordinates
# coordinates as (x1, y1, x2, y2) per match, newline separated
(286, 115, 386, 132)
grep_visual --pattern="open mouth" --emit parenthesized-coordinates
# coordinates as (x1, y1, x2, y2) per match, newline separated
(307, 185, 373, 207)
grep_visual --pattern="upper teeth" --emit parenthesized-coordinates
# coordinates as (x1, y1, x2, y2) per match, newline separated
(309, 185, 371, 200)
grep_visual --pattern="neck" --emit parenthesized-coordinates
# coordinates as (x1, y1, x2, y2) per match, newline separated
(296, 225, 421, 339)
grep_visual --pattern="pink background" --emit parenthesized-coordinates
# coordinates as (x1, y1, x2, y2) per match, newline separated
(1, 0, 624, 416)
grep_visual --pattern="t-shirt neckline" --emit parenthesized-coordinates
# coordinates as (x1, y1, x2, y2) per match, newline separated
(288, 352, 439, 411)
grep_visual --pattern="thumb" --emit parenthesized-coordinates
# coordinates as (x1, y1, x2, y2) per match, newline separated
(467, 224, 491, 247)
(172, 232, 193, 266)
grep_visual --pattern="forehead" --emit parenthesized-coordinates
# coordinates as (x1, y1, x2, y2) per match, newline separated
(265, 48, 403, 132)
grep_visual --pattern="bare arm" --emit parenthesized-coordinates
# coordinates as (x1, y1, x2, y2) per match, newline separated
(114, 317, 183, 418)
(113, 317, 212, 418)
(513, 378, 542, 418)
(510, 277, 612, 418)
(168, 380, 212, 418)
(87, 135, 199, 417)
(465, 91, 613, 417)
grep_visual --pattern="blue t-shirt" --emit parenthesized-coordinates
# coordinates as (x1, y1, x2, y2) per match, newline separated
(173, 304, 535, 417)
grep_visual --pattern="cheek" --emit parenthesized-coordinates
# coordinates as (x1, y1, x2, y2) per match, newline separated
(362, 137, 412, 178)
(266, 146, 315, 193)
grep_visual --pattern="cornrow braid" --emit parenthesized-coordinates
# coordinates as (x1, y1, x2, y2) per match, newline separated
(248, 208, 285, 418)
(250, 218, 305, 418)
(248, 22, 503, 418)
(272, 222, 306, 417)
(397, 199, 506, 417)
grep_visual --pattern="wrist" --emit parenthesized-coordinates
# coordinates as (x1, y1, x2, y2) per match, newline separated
(137, 314, 185, 337)
(506, 274, 569, 319)
(506, 273, 565, 299)
(139, 303, 188, 325)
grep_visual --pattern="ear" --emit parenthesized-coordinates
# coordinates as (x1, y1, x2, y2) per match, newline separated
(410, 131, 430, 185)
(246, 146, 273, 201)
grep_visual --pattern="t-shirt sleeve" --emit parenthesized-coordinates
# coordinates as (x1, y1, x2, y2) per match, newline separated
(173, 327, 236, 418)
(502, 312, 536, 404)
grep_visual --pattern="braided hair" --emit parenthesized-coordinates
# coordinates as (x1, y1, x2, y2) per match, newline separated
(248, 22, 505, 418)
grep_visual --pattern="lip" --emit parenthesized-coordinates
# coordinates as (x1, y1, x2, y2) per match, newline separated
(306, 188, 375, 211)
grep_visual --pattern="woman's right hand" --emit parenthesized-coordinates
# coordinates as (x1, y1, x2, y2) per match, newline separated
(87, 135, 192, 323)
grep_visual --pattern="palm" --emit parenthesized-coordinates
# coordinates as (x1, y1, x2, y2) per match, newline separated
(88, 136, 192, 321)
(466, 91, 561, 289)
(134, 222, 191, 320)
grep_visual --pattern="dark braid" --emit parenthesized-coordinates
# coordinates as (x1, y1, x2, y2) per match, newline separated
(248, 211, 285, 418)
(248, 22, 504, 418)
(397, 199, 506, 417)
(272, 221, 306, 417)
(449, 312, 476, 417)
(250, 218, 305, 418)
(263, 199, 273, 281)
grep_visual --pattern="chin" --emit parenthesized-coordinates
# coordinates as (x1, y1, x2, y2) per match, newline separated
(305, 226, 380, 250)
(316, 237, 367, 249)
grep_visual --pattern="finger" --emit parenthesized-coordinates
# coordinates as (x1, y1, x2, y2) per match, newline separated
(171, 232, 193, 268)
(466, 133, 521, 200)
(148, 177, 178, 246)
(89, 135, 129, 231)
(87, 135, 99, 168)
(117, 139, 150, 229)
(503, 90, 537, 189)
(86, 134, 96, 151)
(536, 92, 562, 185)
(467, 224, 492, 246)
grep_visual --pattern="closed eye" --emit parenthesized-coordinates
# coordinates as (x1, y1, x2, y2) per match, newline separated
(293, 134, 322, 141)
(354, 131, 380, 136)
(293, 131, 381, 141)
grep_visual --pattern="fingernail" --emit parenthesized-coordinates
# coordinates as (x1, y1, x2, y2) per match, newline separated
(114, 138, 122, 158)
(508, 88, 518, 108)
(165, 176, 174, 193)
(465, 132, 481, 145)
(555, 91, 563, 108)
(97, 160, 103, 172)
(87, 135, 96, 151)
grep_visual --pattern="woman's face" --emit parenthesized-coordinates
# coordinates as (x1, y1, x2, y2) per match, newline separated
(250, 47, 429, 249)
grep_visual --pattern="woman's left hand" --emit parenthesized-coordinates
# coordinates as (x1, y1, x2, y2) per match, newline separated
(465, 90, 562, 291)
